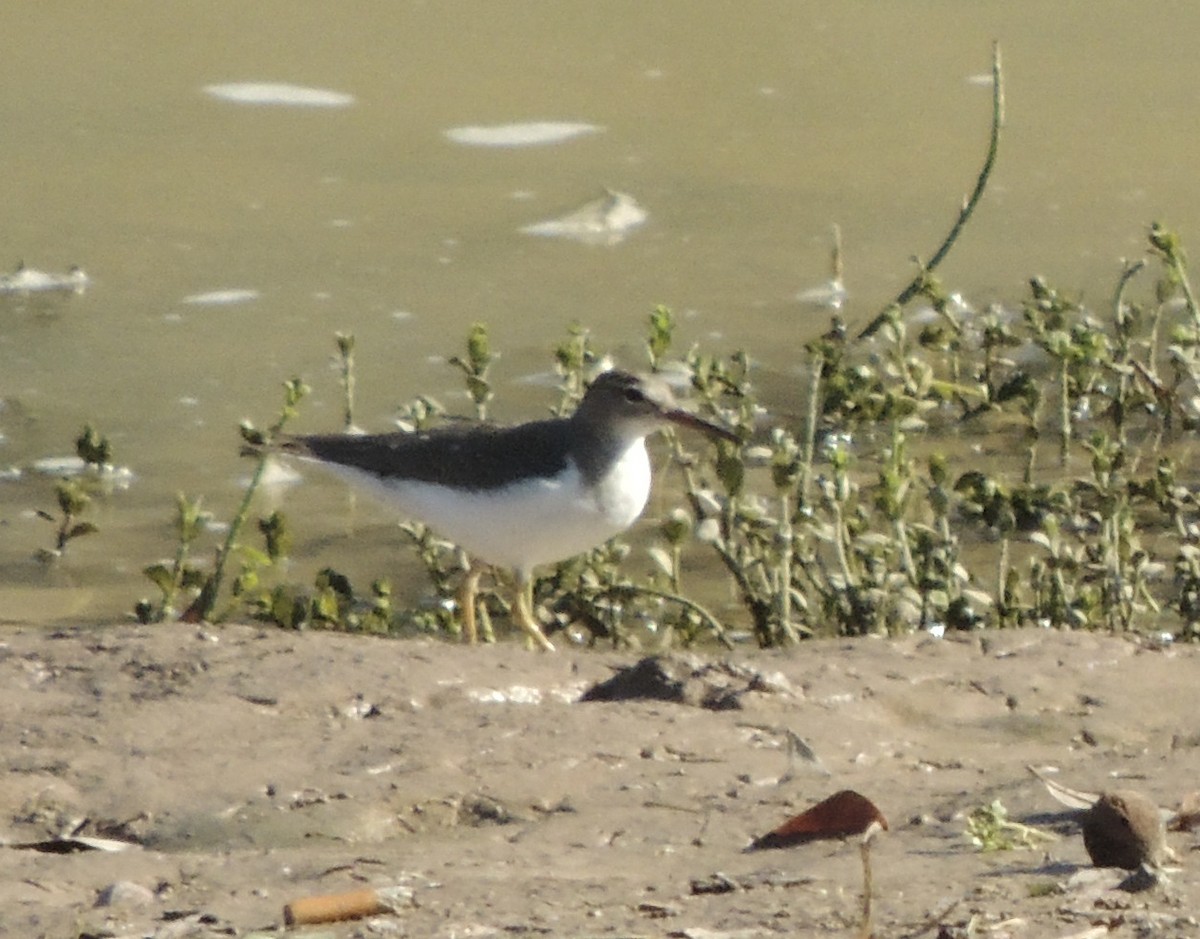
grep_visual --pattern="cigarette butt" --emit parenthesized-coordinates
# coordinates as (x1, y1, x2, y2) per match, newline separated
(283, 888, 388, 926)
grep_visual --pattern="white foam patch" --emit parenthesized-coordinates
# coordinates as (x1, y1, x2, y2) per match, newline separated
(258, 458, 303, 488)
(182, 289, 260, 306)
(444, 121, 601, 147)
(29, 456, 134, 487)
(0, 264, 89, 295)
(204, 82, 355, 108)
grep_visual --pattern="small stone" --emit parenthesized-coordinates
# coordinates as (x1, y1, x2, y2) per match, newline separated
(1082, 790, 1167, 870)
(95, 880, 156, 908)
(1168, 790, 1200, 831)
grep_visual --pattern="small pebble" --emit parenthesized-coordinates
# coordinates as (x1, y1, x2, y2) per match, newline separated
(95, 880, 155, 908)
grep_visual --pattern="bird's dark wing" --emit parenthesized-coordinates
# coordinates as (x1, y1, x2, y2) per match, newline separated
(282, 418, 573, 491)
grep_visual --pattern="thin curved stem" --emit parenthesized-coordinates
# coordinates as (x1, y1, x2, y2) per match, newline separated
(857, 42, 1005, 340)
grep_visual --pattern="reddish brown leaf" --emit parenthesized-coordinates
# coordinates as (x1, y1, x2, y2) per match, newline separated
(747, 789, 887, 851)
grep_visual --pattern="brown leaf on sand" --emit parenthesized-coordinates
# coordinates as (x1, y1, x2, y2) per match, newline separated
(746, 789, 887, 851)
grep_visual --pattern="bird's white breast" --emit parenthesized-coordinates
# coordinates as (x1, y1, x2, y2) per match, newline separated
(305, 438, 653, 578)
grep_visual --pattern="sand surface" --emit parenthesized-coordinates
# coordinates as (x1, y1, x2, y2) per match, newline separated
(3, 623, 1199, 938)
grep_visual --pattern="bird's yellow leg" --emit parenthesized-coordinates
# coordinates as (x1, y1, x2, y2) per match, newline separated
(457, 566, 482, 645)
(513, 577, 555, 652)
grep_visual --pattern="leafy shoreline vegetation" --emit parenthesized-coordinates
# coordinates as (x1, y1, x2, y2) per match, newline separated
(40, 43, 1200, 647)
(118, 219, 1200, 648)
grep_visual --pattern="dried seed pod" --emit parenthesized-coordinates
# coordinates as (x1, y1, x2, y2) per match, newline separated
(1082, 790, 1167, 870)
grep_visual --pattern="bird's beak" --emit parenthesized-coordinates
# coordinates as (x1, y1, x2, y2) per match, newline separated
(665, 409, 740, 444)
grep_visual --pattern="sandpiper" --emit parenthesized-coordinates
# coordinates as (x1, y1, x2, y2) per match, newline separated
(275, 369, 738, 650)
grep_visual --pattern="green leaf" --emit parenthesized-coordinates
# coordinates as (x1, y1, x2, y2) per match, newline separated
(659, 508, 692, 545)
(175, 493, 208, 541)
(143, 563, 176, 593)
(269, 587, 307, 629)
(56, 480, 91, 515)
(258, 510, 291, 561)
(239, 421, 266, 447)
(312, 587, 342, 621)
(282, 378, 310, 409)
(715, 446, 745, 497)
(466, 322, 491, 370)
(646, 305, 675, 364)
(238, 545, 272, 569)
(180, 566, 209, 590)
(233, 568, 260, 596)
(646, 546, 674, 578)
(75, 424, 112, 467)
(315, 567, 353, 600)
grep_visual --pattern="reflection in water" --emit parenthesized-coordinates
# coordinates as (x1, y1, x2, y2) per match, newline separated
(795, 277, 846, 312)
(520, 190, 648, 245)
(796, 227, 846, 311)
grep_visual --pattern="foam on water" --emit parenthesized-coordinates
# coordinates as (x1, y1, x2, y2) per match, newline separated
(444, 121, 601, 147)
(181, 289, 260, 306)
(203, 82, 355, 107)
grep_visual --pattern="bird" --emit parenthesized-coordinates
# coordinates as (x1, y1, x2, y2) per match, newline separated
(271, 369, 739, 650)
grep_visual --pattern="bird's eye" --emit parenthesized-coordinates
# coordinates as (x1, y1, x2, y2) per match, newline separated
(623, 387, 645, 403)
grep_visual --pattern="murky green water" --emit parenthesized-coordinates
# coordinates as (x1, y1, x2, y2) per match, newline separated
(3, 2, 1199, 625)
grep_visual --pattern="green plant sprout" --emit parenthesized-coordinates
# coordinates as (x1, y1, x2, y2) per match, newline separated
(448, 321, 493, 419)
(35, 478, 97, 561)
(965, 800, 1056, 852)
(179, 377, 310, 623)
(35, 424, 113, 562)
(135, 494, 211, 622)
